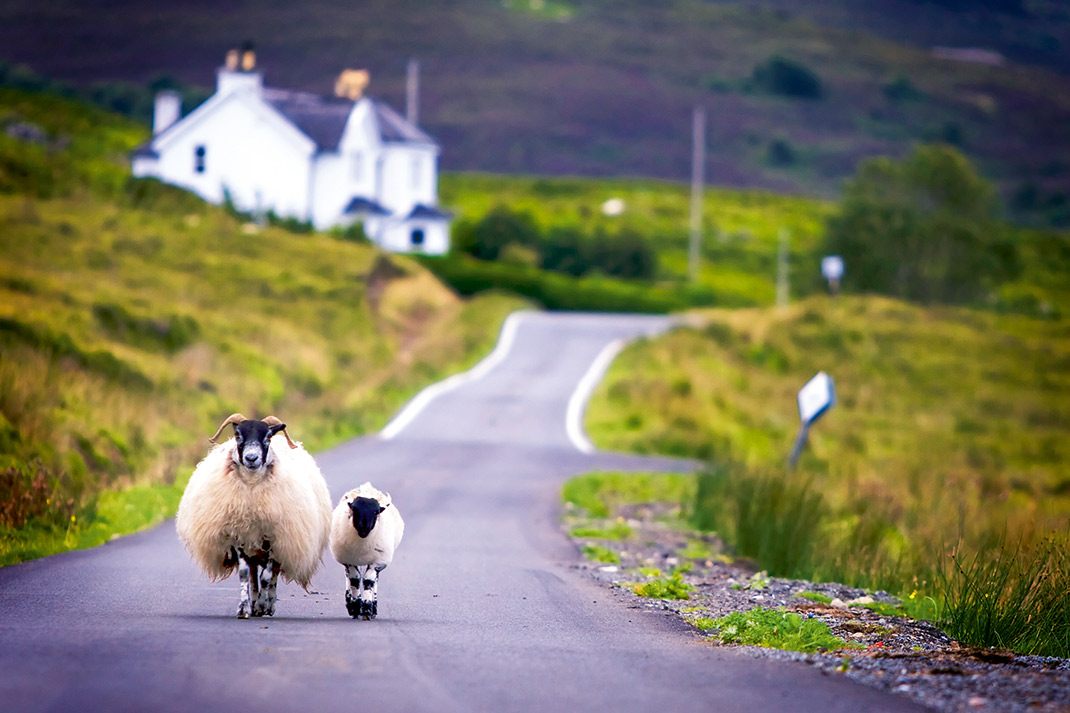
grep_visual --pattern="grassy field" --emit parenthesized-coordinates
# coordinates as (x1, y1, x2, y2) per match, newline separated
(441, 172, 834, 307)
(583, 295, 1070, 654)
(441, 171, 1068, 316)
(0, 88, 525, 564)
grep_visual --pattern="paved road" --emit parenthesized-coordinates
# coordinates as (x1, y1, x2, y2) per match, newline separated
(0, 312, 922, 712)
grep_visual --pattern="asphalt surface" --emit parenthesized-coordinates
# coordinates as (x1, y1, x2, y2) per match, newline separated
(0, 311, 924, 712)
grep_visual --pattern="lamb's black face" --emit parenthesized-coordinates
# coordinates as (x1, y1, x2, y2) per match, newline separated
(233, 419, 285, 471)
(349, 497, 386, 538)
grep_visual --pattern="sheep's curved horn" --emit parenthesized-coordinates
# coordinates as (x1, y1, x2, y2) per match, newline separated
(262, 415, 297, 449)
(208, 413, 246, 443)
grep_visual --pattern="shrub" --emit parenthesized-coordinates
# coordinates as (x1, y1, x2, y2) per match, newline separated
(456, 205, 540, 261)
(752, 56, 823, 99)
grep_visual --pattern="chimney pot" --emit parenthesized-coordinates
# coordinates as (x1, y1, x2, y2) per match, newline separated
(335, 69, 370, 101)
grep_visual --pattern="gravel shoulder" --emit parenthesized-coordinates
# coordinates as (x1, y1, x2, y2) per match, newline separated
(564, 501, 1070, 713)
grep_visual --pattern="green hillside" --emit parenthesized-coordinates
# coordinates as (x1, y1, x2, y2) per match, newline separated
(1, 1, 1068, 225)
(0, 88, 524, 564)
(584, 295, 1070, 653)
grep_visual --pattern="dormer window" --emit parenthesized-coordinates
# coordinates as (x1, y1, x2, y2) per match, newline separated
(194, 145, 206, 174)
(351, 152, 364, 181)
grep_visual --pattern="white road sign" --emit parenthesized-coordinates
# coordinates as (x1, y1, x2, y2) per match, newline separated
(821, 255, 844, 281)
(797, 371, 835, 425)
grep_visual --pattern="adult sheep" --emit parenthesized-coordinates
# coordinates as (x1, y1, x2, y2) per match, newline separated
(176, 413, 332, 618)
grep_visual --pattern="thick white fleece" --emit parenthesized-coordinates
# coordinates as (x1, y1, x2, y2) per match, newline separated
(329, 482, 405, 569)
(176, 435, 332, 588)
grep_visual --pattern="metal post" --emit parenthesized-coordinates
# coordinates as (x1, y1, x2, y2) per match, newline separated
(406, 58, 419, 126)
(688, 106, 705, 283)
(788, 422, 810, 470)
(776, 227, 789, 308)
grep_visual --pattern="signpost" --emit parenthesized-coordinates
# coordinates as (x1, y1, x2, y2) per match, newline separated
(789, 371, 836, 469)
(821, 255, 844, 295)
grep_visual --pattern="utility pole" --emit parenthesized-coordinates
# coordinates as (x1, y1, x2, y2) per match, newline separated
(688, 106, 705, 283)
(776, 227, 790, 308)
(406, 58, 419, 126)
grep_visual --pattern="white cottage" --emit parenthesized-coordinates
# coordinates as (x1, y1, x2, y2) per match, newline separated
(132, 48, 450, 254)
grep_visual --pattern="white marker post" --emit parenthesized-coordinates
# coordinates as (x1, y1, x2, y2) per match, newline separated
(821, 255, 844, 295)
(789, 371, 836, 469)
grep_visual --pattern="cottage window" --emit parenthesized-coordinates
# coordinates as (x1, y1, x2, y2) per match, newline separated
(411, 156, 422, 190)
(351, 152, 363, 181)
(410, 228, 425, 248)
(194, 145, 206, 174)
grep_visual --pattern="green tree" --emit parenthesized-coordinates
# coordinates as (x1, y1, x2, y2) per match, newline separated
(824, 145, 1019, 303)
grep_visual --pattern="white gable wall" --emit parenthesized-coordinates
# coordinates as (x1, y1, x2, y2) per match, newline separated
(149, 94, 315, 220)
(379, 144, 438, 215)
(310, 100, 383, 230)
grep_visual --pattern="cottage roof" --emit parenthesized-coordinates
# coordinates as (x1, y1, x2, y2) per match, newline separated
(373, 102, 435, 145)
(263, 88, 352, 151)
(344, 196, 392, 216)
(407, 203, 452, 220)
(264, 88, 435, 151)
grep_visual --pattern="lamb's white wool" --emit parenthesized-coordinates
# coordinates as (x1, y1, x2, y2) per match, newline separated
(330, 482, 404, 619)
(330, 482, 404, 568)
(176, 433, 331, 589)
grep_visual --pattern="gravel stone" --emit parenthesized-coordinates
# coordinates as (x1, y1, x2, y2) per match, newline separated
(565, 503, 1070, 712)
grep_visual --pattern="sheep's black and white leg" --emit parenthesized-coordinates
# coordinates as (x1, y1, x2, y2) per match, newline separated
(253, 558, 279, 617)
(345, 565, 363, 618)
(237, 554, 253, 619)
(237, 548, 262, 619)
(360, 566, 382, 620)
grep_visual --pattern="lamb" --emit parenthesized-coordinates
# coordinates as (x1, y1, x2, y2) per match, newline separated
(329, 482, 404, 620)
(176, 413, 332, 619)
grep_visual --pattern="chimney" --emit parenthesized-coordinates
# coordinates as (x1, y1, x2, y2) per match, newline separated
(217, 42, 263, 96)
(153, 90, 181, 134)
(240, 40, 256, 71)
(335, 69, 370, 101)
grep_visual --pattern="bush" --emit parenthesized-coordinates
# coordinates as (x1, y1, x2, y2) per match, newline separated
(417, 254, 701, 313)
(823, 144, 1020, 303)
(455, 205, 540, 261)
(752, 56, 823, 99)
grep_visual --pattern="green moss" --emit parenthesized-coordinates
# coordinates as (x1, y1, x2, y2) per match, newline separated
(630, 572, 693, 600)
(709, 608, 851, 653)
(583, 544, 621, 564)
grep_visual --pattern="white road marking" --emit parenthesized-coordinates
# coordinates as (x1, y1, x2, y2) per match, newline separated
(379, 311, 529, 440)
(566, 338, 626, 454)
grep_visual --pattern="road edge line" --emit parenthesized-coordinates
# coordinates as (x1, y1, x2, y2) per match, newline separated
(566, 338, 626, 454)
(379, 310, 528, 440)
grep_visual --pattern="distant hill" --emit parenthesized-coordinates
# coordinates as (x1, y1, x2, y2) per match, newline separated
(0, 0, 1068, 224)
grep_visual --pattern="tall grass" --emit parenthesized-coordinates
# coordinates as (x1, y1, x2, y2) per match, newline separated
(936, 535, 1070, 657)
(693, 461, 825, 578)
(691, 459, 1070, 657)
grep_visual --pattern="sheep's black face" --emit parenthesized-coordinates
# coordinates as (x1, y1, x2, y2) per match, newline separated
(233, 419, 285, 472)
(349, 497, 386, 538)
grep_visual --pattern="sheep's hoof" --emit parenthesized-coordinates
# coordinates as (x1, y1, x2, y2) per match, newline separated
(362, 600, 377, 620)
(345, 595, 362, 619)
(252, 597, 276, 617)
(236, 604, 250, 619)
